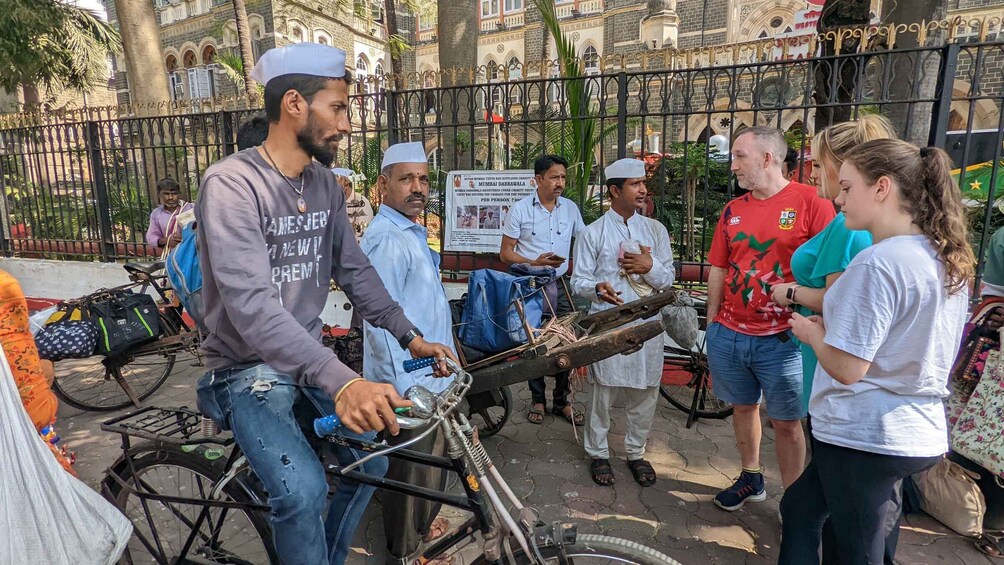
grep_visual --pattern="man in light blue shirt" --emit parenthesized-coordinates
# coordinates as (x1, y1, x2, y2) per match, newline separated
(500, 155, 586, 427)
(361, 141, 455, 564)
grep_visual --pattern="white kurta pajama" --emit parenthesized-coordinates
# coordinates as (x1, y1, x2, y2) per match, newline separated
(571, 209, 676, 460)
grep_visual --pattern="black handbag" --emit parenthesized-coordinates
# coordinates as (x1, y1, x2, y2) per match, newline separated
(88, 290, 161, 356)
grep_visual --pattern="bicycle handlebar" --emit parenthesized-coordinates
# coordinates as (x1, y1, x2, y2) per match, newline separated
(312, 357, 466, 437)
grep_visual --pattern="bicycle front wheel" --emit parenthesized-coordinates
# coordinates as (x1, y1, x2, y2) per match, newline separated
(473, 534, 682, 564)
(104, 443, 276, 565)
(52, 313, 179, 411)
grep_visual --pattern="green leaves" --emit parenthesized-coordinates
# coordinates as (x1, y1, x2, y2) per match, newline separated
(0, 0, 120, 95)
(531, 0, 603, 221)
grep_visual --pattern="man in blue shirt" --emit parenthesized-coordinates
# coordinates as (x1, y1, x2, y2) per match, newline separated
(361, 142, 456, 564)
(500, 155, 586, 426)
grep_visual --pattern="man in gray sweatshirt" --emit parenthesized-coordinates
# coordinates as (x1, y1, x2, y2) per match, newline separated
(194, 43, 456, 565)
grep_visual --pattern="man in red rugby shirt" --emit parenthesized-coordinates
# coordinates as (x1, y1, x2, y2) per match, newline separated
(705, 127, 835, 512)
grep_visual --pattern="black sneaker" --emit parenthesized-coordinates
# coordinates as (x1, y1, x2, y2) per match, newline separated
(714, 470, 766, 511)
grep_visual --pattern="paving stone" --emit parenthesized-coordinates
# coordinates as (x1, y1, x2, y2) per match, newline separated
(60, 363, 992, 564)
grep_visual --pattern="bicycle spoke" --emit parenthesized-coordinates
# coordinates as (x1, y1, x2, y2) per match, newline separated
(120, 464, 269, 564)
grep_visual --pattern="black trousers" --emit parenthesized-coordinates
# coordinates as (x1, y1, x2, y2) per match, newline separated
(529, 278, 574, 408)
(779, 438, 940, 565)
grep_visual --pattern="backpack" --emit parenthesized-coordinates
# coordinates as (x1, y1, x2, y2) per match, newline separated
(165, 223, 205, 328)
(458, 269, 545, 353)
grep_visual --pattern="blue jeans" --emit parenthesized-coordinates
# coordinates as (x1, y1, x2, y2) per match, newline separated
(706, 322, 805, 420)
(196, 364, 388, 565)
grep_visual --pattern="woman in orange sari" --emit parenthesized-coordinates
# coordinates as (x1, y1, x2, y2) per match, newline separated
(0, 269, 75, 474)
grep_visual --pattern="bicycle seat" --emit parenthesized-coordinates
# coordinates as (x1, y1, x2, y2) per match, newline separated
(124, 261, 166, 276)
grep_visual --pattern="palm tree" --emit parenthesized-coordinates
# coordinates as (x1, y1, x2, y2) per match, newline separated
(0, 0, 120, 104)
(232, 0, 258, 104)
(113, 0, 171, 110)
(436, 0, 477, 170)
(532, 0, 599, 207)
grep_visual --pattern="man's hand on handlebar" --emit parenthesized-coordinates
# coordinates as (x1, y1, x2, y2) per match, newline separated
(334, 381, 412, 436)
(407, 336, 459, 377)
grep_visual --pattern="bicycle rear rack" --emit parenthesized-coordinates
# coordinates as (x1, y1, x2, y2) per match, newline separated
(101, 406, 233, 447)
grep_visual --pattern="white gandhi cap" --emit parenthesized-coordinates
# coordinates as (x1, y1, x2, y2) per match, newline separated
(381, 142, 427, 171)
(604, 158, 647, 180)
(330, 167, 354, 178)
(250, 43, 348, 86)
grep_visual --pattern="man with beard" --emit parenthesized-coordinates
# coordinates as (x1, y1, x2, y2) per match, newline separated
(361, 142, 456, 565)
(705, 127, 833, 513)
(570, 158, 676, 487)
(193, 44, 457, 565)
(500, 154, 585, 427)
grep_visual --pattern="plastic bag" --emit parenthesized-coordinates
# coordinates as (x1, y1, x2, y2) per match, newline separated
(29, 306, 58, 336)
(0, 344, 132, 564)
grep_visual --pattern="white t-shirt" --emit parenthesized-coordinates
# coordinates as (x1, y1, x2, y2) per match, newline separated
(502, 194, 585, 277)
(809, 234, 968, 457)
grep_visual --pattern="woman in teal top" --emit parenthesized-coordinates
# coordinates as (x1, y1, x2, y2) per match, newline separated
(771, 115, 895, 410)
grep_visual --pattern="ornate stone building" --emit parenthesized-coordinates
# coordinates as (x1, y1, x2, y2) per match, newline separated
(102, 0, 394, 105)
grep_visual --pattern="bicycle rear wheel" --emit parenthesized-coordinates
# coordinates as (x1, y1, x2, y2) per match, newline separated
(52, 313, 179, 411)
(472, 533, 682, 564)
(104, 443, 276, 565)
(661, 346, 732, 425)
(467, 386, 513, 438)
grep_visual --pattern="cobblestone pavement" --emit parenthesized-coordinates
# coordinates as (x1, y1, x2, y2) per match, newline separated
(60, 358, 991, 564)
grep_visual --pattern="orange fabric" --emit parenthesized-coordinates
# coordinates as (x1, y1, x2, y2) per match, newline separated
(0, 270, 74, 474)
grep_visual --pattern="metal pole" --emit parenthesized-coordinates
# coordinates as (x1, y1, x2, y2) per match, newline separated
(617, 72, 628, 159)
(927, 42, 960, 149)
(86, 121, 116, 262)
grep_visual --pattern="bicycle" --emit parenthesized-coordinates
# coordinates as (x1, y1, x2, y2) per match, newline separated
(52, 260, 201, 412)
(100, 357, 682, 564)
(659, 289, 733, 428)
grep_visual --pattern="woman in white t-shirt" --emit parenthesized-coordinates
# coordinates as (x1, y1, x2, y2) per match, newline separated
(780, 139, 975, 564)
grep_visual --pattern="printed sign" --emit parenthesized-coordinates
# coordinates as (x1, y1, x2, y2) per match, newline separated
(444, 170, 536, 252)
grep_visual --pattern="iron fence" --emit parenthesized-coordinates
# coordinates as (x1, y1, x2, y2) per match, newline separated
(1, 38, 1002, 285)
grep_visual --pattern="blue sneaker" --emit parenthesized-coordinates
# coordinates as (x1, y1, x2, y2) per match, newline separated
(714, 470, 766, 511)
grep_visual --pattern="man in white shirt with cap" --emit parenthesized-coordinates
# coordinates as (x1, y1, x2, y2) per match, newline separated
(361, 141, 455, 565)
(571, 158, 675, 488)
(193, 43, 457, 565)
(500, 154, 586, 427)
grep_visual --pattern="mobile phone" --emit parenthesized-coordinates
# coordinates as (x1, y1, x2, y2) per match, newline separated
(551, 254, 566, 261)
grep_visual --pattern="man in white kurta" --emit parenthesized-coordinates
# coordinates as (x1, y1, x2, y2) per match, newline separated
(571, 158, 675, 487)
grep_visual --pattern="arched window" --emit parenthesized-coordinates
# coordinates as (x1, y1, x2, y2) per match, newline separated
(318, 36, 328, 45)
(582, 45, 599, 75)
(165, 54, 178, 72)
(507, 56, 521, 79)
(375, 61, 384, 77)
(183, 50, 198, 68)
(290, 25, 304, 43)
(201, 44, 216, 65)
(356, 55, 369, 75)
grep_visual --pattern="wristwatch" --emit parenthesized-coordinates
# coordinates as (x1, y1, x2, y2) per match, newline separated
(399, 327, 424, 350)
(786, 285, 799, 305)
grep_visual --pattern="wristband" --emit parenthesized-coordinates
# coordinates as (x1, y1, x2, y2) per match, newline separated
(334, 377, 364, 404)
(786, 285, 799, 304)
(399, 327, 424, 350)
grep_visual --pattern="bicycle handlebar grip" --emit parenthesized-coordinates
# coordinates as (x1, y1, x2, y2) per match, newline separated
(403, 357, 437, 372)
(313, 414, 341, 437)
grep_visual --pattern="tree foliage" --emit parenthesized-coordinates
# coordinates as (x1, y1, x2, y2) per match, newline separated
(0, 0, 120, 95)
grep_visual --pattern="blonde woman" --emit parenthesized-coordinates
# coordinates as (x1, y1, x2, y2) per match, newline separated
(771, 115, 896, 410)
(782, 140, 974, 563)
